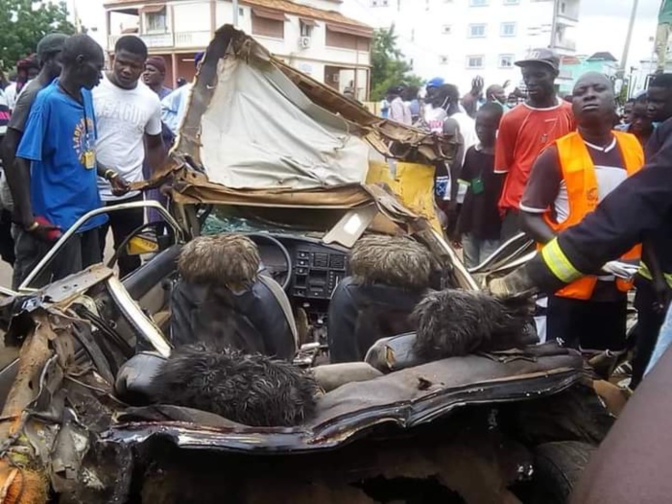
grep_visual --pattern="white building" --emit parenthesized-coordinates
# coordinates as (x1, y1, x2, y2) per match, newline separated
(103, 0, 373, 100)
(343, 0, 580, 94)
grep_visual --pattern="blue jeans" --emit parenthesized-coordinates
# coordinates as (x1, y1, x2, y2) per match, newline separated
(462, 233, 501, 269)
(645, 303, 672, 376)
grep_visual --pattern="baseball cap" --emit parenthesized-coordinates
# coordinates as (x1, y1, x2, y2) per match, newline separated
(427, 77, 445, 88)
(36, 33, 68, 60)
(515, 48, 560, 71)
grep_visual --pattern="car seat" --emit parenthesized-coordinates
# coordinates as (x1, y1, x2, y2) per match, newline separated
(328, 235, 434, 363)
(170, 234, 297, 360)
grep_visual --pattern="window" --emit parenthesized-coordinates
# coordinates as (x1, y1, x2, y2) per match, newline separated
(251, 8, 285, 39)
(469, 24, 486, 38)
(470, 0, 488, 6)
(500, 22, 516, 37)
(370, 0, 389, 6)
(326, 25, 370, 51)
(239, 7, 244, 16)
(467, 55, 484, 68)
(441, 25, 452, 35)
(145, 11, 167, 33)
(499, 54, 514, 67)
(439, 55, 449, 65)
(300, 19, 316, 37)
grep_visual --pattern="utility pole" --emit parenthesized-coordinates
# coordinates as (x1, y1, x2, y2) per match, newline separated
(549, 0, 558, 49)
(620, 0, 640, 75)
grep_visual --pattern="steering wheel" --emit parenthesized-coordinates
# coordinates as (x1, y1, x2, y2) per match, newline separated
(245, 233, 293, 291)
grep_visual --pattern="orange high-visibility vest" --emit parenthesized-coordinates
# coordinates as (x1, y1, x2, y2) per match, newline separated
(540, 131, 644, 300)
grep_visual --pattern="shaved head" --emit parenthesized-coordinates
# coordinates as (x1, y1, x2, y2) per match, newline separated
(573, 72, 613, 95)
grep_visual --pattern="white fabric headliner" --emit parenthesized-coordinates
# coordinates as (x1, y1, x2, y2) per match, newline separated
(199, 57, 369, 189)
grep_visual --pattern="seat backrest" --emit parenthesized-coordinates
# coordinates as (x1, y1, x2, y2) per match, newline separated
(170, 275, 297, 360)
(328, 277, 425, 363)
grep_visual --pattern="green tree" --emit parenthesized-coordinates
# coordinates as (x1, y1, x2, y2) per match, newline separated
(370, 25, 423, 101)
(0, 0, 75, 70)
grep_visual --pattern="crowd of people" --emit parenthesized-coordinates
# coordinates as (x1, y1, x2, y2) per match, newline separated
(0, 32, 203, 291)
(383, 47, 672, 385)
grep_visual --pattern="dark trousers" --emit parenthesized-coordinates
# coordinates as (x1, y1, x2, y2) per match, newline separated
(500, 209, 521, 241)
(547, 294, 628, 351)
(13, 224, 101, 290)
(632, 277, 667, 388)
(98, 194, 144, 279)
(0, 210, 14, 266)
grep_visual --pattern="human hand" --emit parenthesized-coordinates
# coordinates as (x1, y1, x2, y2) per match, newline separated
(27, 216, 62, 243)
(472, 76, 484, 95)
(110, 175, 130, 197)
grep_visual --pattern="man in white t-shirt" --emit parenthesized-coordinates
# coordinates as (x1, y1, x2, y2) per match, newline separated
(93, 35, 165, 277)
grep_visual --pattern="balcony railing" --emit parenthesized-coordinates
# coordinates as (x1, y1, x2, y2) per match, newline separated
(141, 32, 175, 48)
(174, 31, 212, 48)
(108, 33, 174, 50)
(108, 31, 209, 51)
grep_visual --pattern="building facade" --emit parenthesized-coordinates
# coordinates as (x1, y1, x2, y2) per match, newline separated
(103, 0, 373, 100)
(558, 52, 619, 96)
(343, 0, 580, 94)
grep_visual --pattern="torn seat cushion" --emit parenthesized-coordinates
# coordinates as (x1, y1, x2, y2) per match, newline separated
(327, 277, 426, 363)
(170, 273, 296, 361)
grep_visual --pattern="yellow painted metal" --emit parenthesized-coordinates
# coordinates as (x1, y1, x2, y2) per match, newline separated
(366, 161, 441, 233)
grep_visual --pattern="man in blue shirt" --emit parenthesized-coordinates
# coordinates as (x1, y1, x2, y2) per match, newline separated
(13, 34, 126, 287)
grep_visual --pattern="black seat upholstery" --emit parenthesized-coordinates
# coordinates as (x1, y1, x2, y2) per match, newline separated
(170, 272, 296, 361)
(328, 277, 425, 363)
(327, 234, 434, 364)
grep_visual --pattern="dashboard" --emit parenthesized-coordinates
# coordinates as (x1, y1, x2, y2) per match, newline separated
(253, 235, 349, 301)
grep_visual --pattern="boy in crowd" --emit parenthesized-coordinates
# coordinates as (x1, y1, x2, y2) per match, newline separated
(456, 103, 505, 268)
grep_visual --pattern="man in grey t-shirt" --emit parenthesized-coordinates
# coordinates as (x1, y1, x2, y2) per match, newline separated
(1, 33, 68, 288)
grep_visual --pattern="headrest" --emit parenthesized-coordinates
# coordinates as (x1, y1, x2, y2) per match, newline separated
(412, 289, 533, 359)
(350, 235, 433, 290)
(178, 234, 260, 289)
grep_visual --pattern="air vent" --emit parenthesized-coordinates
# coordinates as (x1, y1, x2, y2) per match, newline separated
(329, 254, 346, 270)
(313, 253, 329, 268)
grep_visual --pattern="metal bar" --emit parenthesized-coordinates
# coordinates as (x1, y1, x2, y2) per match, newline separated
(105, 275, 172, 357)
(621, 0, 640, 74)
(19, 200, 184, 291)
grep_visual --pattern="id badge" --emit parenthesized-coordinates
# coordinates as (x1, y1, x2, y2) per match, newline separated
(472, 176, 485, 195)
(83, 151, 96, 170)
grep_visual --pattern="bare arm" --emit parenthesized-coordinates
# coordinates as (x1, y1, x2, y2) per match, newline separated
(2, 128, 32, 227)
(520, 212, 555, 244)
(443, 117, 464, 203)
(145, 133, 165, 176)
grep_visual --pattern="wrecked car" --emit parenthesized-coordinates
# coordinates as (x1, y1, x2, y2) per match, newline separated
(0, 26, 614, 504)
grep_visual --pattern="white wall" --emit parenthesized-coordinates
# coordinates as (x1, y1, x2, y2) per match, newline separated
(343, 0, 574, 95)
(172, 1, 211, 32)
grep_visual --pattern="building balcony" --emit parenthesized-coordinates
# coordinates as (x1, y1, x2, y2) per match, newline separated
(175, 31, 212, 49)
(553, 38, 576, 51)
(108, 31, 212, 51)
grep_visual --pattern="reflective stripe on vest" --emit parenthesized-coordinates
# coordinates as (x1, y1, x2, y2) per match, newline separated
(539, 131, 644, 300)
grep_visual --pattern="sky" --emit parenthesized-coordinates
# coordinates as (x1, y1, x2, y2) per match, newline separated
(69, 0, 663, 69)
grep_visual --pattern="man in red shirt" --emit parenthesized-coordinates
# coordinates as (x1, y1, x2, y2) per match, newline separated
(495, 48, 574, 240)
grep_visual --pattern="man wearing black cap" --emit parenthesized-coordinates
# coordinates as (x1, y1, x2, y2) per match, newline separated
(2, 33, 68, 284)
(494, 48, 574, 240)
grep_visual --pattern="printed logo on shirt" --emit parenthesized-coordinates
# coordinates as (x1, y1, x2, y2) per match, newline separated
(73, 117, 96, 166)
